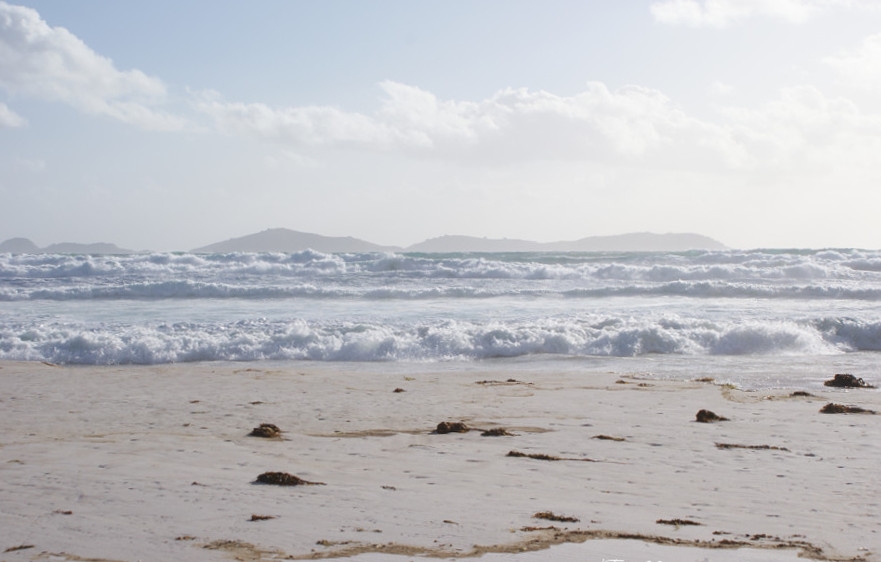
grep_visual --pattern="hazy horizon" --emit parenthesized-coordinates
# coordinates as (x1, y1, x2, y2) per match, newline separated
(0, 228, 728, 253)
(4, 1, 881, 251)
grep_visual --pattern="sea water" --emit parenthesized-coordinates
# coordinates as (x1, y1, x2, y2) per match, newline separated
(2, 248, 881, 389)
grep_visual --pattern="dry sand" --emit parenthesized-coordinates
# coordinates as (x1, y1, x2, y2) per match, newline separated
(0, 360, 879, 561)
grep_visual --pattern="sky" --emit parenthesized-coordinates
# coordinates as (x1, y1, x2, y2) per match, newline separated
(3, 1, 881, 251)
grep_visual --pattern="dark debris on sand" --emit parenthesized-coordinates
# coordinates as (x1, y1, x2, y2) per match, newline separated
(657, 518, 702, 526)
(3, 545, 35, 553)
(508, 450, 561, 461)
(533, 511, 580, 523)
(481, 428, 514, 437)
(820, 403, 876, 414)
(824, 374, 875, 388)
(249, 423, 282, 438)
(695, 409, 729, 423)
(715, 443, 790, 451)
(506, 451, 565, 461)
(507, 450, 599, 462)
(254, 472, 325, 486)
(434, 421, 470, 434)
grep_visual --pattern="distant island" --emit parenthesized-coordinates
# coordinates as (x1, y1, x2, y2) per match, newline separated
(0, 238, 134, 254)
(0, 229, 726, 254)
(192, 229, 726, 253)
(190, 228, 400, 254)
(406, 232, 726, 253)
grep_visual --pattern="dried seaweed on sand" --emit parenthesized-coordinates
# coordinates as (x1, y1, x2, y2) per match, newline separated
(249, 423, 282, 438)
(715, 443, 790, 451)
(824, 374, 875, 388)
(695, 409, 729, 423)
(254, 472, 325, 486)
(533, 511, 579, 523)
(656, 518, 702, 526)
(819, 403, 876, 414)
(434, 421, 470, 434)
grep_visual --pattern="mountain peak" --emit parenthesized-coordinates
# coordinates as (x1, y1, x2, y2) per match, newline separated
(404, 232, 725, 253)
(191, 228, 401, 253)
(0, 237, 41, 253)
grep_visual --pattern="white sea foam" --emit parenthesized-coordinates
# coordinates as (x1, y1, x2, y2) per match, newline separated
(1, 314, 877, 364)
(3, 249, 881, 364)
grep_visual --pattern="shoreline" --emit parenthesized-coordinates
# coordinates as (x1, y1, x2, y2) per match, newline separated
(1, 360, 878, 561)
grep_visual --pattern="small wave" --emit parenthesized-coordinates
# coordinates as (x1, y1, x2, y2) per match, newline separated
(2, 249, 879, 282)
(4, 278, 881, 302)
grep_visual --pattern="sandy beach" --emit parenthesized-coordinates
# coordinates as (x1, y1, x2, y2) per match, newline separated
(1, 359, 879, 561)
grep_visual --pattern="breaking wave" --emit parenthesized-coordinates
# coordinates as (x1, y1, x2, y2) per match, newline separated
(2, 248, 881, 301)
(4, 248, 881, 364)
(2, 315, 879, 365)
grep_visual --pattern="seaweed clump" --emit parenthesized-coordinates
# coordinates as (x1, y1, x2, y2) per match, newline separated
(820, 403, 876, 414)
(254, 472, 325, 486)
(507, 450, 562, 461)
(824, 374, 875, 388)
(481, 428, 514, 437)
(249, 423, 282, 438)
(715, 443, 789, 451)
(533, 511, 579, 523)
(435, 421, 470, 434)
(695, 409, 729, 423)
(3, 545, 35, 553)
(592, 434, 626, 442)
(657, 518, 702, 526)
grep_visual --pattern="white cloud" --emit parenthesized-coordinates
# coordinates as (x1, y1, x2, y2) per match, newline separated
(198, 76, 881, 196)
(824, 32, 881, 90)
(710, 81, 734, 95)
(0, 1, 184, 130)
(0, 100, 25, 127)
(650, 0, 858, 27)
(197, 81, 748, 169)
(721, 85, 881, 173)
(375, 81, 494, 146)
(195, 96, 395, 147)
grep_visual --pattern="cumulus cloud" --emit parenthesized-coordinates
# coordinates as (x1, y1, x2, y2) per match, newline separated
(0, 101, 25, 127)
(197, 80, 747, 168)
(650, 0, 858, 27)
(0, 1, 184, 130)
(198, 76, 881, 183)
(194, 92, 395, 147)
(721, 85, 881, 172)
(824, 32, 881, 90)
(375, 81, 494, 146)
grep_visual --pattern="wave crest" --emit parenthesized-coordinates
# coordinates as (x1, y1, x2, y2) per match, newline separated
(2, 316, 873, 365)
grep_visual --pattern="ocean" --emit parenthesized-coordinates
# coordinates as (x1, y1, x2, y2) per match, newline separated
(2, 248, 881, 390)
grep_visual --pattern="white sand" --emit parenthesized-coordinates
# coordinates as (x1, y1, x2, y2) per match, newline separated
(1, 360, 879, 561)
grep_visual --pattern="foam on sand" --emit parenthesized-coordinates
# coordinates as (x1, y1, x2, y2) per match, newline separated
(0, 360, 878, 561)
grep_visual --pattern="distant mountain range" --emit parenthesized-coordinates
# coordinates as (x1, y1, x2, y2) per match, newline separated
(191, 228, 400, 253)
(406, 232, 726, 253)
(0, 238, 134, 254)
(194, 229, 725, 253)
(1, 229, 726, 254)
